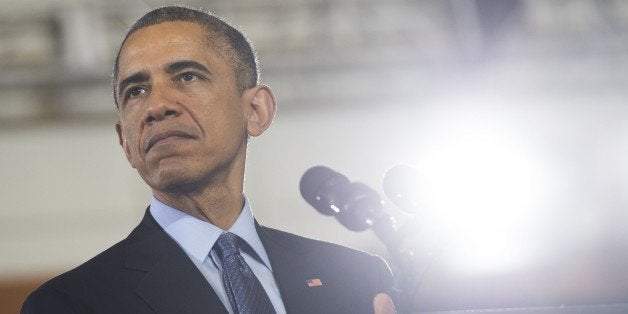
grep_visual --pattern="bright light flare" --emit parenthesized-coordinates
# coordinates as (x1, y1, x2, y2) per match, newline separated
(409, 112, 549, 274)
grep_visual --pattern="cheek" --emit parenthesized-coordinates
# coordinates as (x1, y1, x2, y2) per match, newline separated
(207, 109, 246, 141)
(120, 123, 142, 160)
(120, 110, 142, 142)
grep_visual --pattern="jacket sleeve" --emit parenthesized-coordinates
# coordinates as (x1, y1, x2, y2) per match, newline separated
(374, 254, 396, 300)
(21, 288, 91, 314)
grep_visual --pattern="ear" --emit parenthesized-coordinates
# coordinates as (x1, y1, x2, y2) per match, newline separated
(115, 121, 135, 168)
(243, 85, 277, 137)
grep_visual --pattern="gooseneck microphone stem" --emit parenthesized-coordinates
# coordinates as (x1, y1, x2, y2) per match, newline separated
(371, 215, 423, 314)
(300, 165, 425, 313)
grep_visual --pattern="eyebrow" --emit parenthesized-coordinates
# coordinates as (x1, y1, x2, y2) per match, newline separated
(165, 60, 212, 76)
(116, 60, 212, 100)
(117, 71, 149, 99)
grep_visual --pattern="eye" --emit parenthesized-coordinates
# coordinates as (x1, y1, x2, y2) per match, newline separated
(125, 87, 146, 100)
(179, 72, 200, 83)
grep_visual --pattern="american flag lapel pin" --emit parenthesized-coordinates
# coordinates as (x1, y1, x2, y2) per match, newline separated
(306, 278, 323, 287)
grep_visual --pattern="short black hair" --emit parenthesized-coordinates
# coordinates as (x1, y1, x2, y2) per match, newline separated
(112, 6, 259, 108)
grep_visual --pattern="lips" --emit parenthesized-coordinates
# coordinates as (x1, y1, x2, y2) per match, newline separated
(144, 130, 194, 153)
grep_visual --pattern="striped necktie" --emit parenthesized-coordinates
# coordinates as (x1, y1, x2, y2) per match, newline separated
(214, 232, 276, 314)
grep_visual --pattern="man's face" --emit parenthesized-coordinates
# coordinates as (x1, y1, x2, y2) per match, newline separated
(115, 21, 249, 193)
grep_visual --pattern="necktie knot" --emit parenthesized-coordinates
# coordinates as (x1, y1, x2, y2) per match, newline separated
(215, 232, 240, 258)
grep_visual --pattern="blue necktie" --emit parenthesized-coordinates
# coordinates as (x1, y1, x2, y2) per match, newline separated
(214, 232, 276, 314)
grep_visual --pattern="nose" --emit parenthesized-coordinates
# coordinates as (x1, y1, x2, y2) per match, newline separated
(143, 87, 182, 125)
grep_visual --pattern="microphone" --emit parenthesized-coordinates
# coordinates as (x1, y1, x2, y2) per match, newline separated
(300, 166, 399, 240)
(383, 165, 423, 214)
(335, 181, 385, 232)
(301, 165, 422, 313)
(299, 166, 351, 216)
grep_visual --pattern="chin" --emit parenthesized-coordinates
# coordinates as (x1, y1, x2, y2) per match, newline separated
(145, 168, 207, 194)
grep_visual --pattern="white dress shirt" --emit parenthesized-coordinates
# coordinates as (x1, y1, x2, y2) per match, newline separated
(150, 196, 286, 314)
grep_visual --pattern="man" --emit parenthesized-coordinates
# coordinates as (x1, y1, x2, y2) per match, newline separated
(22, 6, 395, 314)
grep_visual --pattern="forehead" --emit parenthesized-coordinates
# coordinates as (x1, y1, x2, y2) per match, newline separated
(117, 21, 222, 78)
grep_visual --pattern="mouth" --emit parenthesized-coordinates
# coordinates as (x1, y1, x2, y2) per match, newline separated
(145, 130, 194, 153)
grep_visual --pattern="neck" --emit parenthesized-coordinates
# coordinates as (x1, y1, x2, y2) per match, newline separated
(154, 184, 244, 230)
(152, 139, 250, 230)
(152, 152, 247, 230)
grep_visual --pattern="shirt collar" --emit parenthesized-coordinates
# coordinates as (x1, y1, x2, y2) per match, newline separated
(149, 195, 272, 270)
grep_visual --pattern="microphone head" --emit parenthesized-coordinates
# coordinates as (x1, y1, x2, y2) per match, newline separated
(299, 166, 351, 216)
(335, 182, 384, 231)
(383, 164, 423, 213)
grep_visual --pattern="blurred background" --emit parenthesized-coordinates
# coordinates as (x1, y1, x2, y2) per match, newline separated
(1, 0, 628, 313)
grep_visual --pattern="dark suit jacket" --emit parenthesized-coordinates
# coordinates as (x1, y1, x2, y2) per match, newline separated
(22, 209, 393, 314)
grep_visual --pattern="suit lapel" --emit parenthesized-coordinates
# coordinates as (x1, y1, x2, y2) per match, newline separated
(125, 210, 228, 314)
(256, 223, 328, 314)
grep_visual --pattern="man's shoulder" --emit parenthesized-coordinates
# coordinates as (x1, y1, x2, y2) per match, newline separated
(259, 225, 386, 263)
(22, 237, 139, 313)
(38, 237, 132, 291)
(34, 212, 161, 295)
(257, 225, 395, 313)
